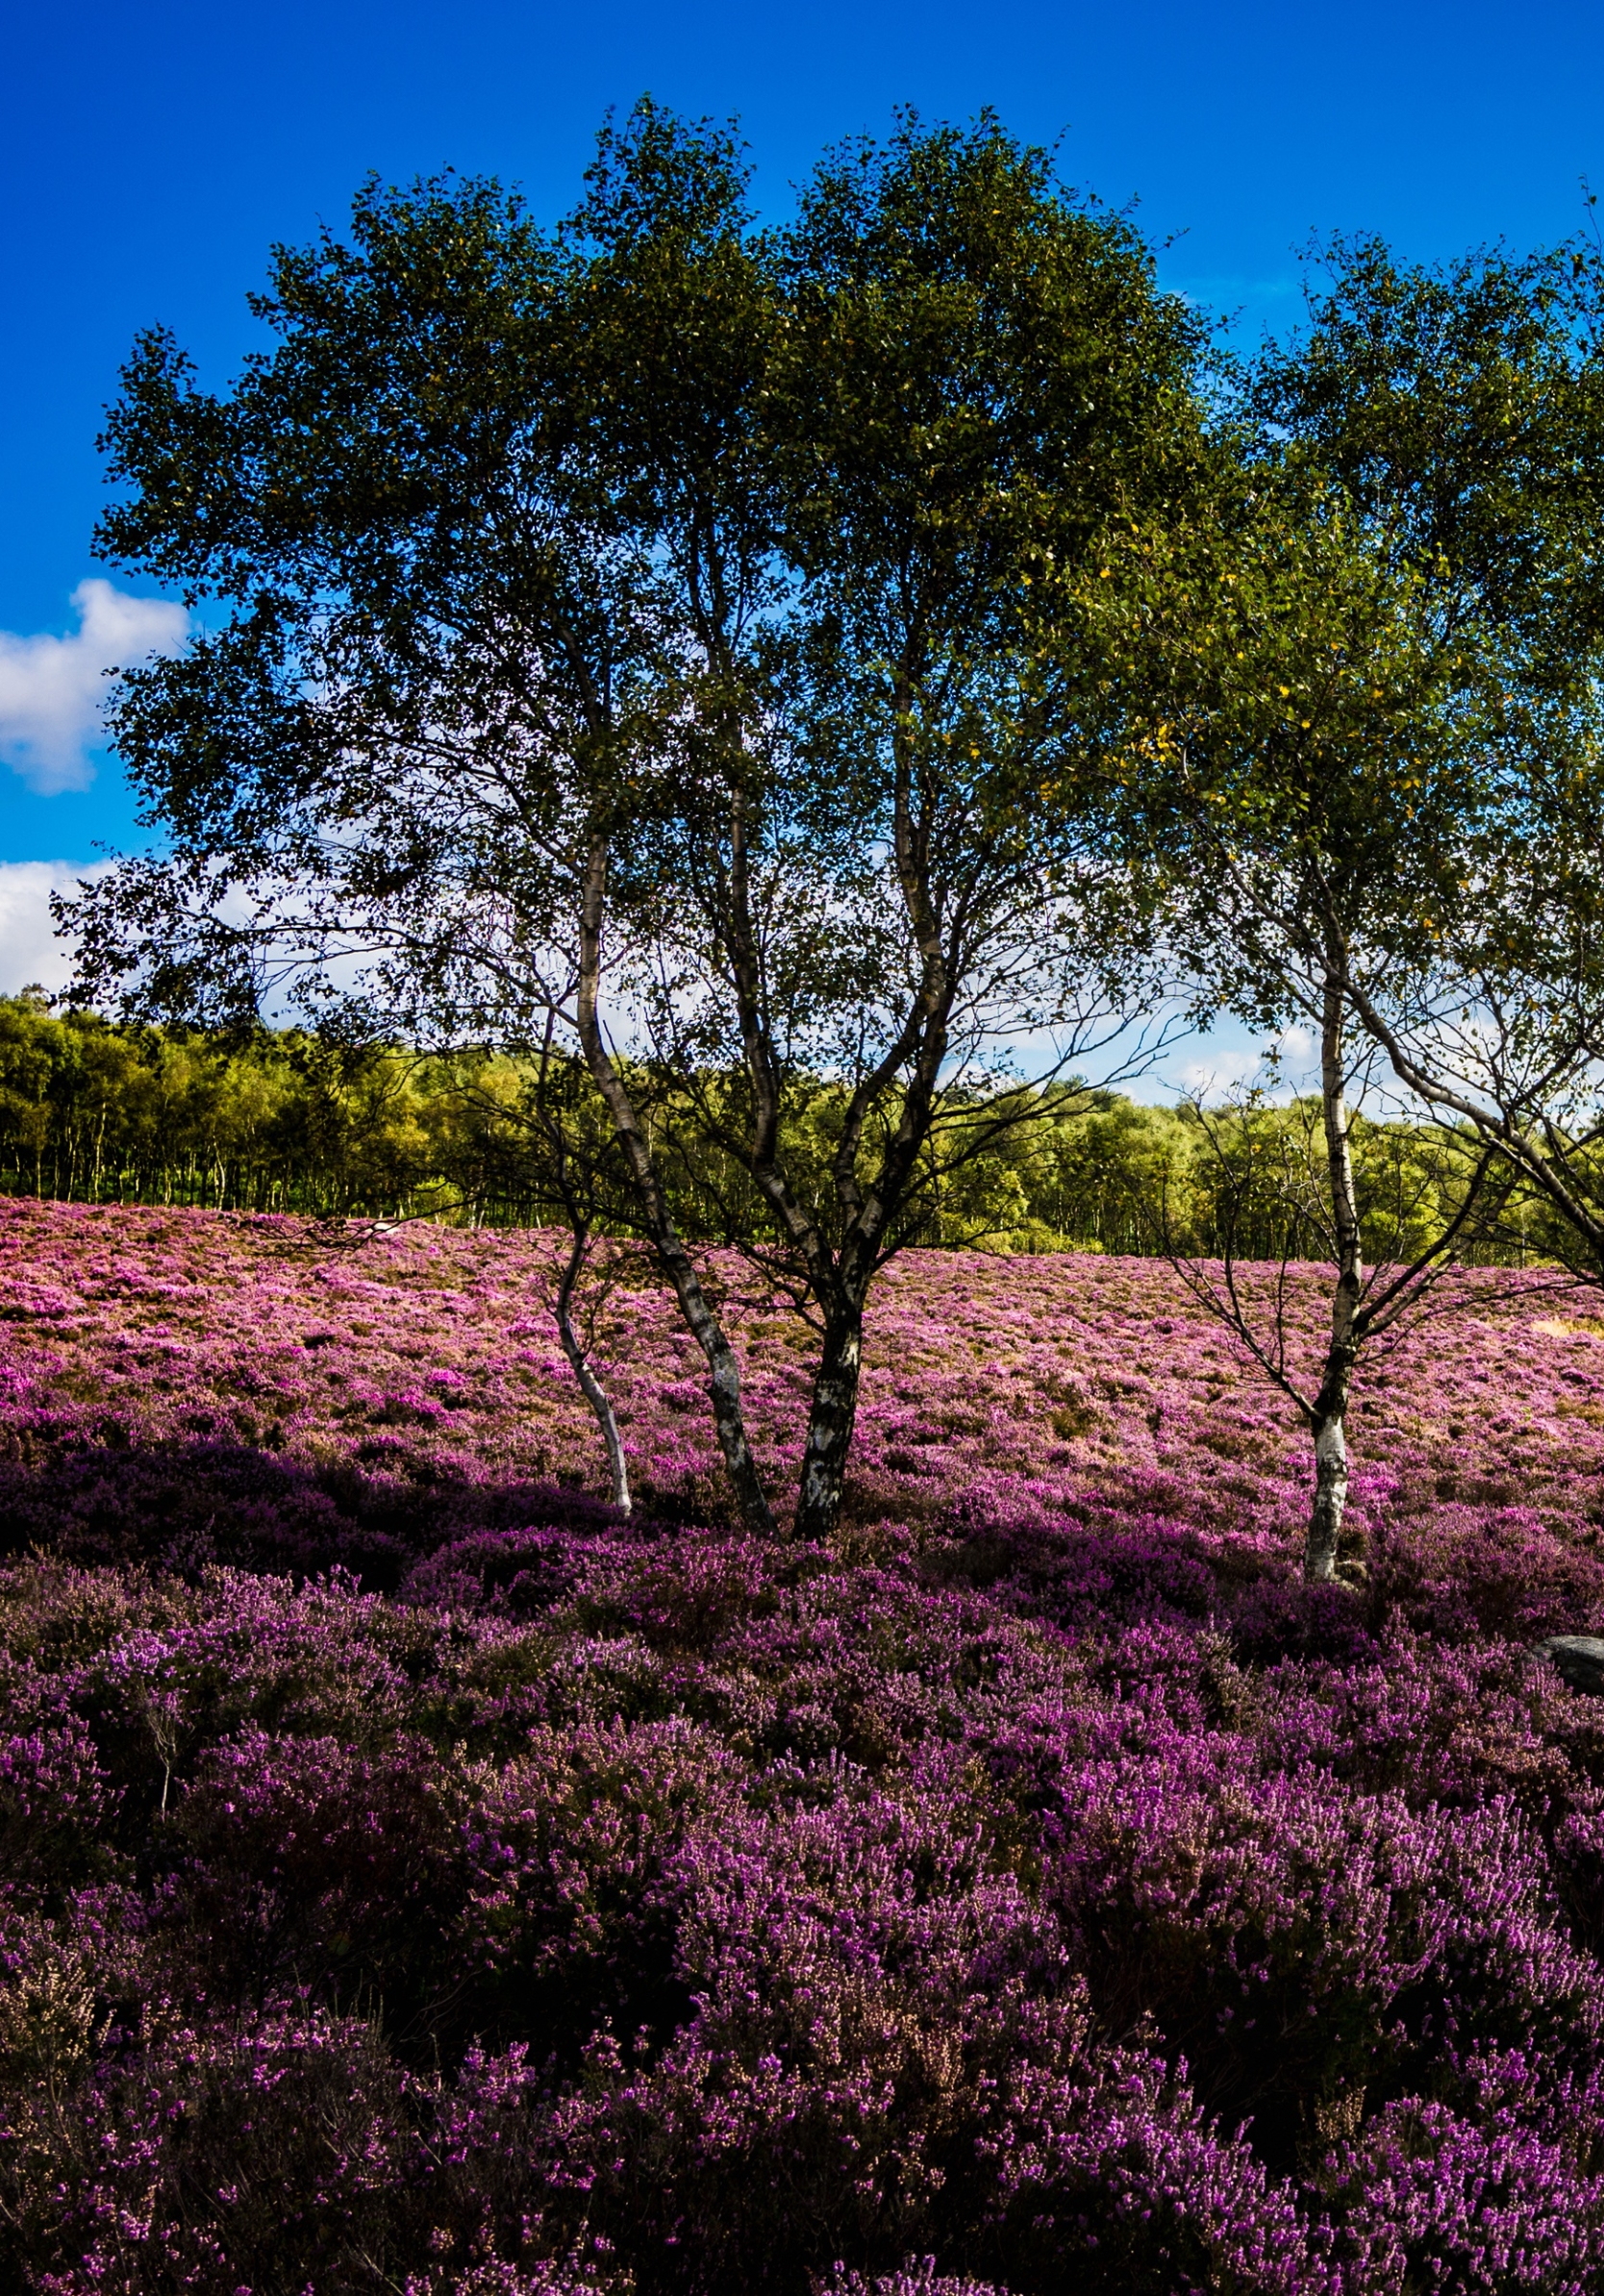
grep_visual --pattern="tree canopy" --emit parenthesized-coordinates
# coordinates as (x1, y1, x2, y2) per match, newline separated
(64, 104, 1604, 1570)
(74, 104, 1216, 1541)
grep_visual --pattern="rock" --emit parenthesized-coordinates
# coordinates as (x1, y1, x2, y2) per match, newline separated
(1531, 1635, 1604, 1694)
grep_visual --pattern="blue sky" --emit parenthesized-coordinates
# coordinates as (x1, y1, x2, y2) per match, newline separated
(3, 0, 1602, 1040)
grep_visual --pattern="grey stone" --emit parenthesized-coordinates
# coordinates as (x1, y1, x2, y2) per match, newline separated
(1531, 1635, 1604, 1694)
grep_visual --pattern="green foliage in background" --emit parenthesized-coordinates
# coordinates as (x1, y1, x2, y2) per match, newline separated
(0, 991, 1540, 1265)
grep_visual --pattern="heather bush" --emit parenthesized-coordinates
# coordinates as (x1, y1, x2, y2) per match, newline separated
(166, 1726, 464, 2023)
(6, 1208, 1604, 2287)
(1321, 2097, 1604, 2293)
(819, 2274, 1001, 2296)
(2, 2000, 416, 2294)
(0, 1665, 115, 1903)
(453, 1719, 740, 2062)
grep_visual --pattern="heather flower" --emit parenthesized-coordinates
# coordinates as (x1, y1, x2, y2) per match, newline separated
(818, 2267, 1001, 2296)
(2, 1207, 1604, 2288)
(1320, 2097, 1604, 2292)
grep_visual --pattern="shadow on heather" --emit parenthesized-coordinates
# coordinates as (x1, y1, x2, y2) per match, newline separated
(11, 1424, 1604, 2288)
(8, 1416, 1604, 1669)
(0, 1425, 634, 1589)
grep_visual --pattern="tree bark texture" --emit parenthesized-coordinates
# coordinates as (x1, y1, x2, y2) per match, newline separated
(1306, 1395, 1352, 1583)
(714, 699, 956, 1543)
(552, 1227, 632, 1515)
(793, 1308, 865, 1545)
(1307, 970, 1363, 1583)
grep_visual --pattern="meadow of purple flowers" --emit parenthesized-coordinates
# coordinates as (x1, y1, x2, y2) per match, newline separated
(5, 1198, 1604, 2292)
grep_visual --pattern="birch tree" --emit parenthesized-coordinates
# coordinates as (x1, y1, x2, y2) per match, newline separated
(1250, 243, 1604, 1299)
(70, 114, 782, 1534)
(621, 116, 1209, 1539)
(1094, 234, 1604, 1579)
(70, 105, 1210, 1541)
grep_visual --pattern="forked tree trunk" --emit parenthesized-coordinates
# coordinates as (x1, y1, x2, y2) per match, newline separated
(574, 831, 775, 1537)
(552, 1228, 632, 1514)
(589, 1124, 773, 1536)
(668, 1263, 773, 1535)
(793, 1306, 865, 1544)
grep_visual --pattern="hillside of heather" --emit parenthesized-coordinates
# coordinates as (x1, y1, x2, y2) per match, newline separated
(6, 1200, 1604, 2293)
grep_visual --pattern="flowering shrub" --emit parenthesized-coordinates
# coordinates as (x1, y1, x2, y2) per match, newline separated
(5, 1204, 1604, 2287)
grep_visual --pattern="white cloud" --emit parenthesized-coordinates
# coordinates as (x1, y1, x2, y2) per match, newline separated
(1165, 1021, 1323, 1106)
(1176, 1049, 1263, 1100)
(0, 581, 188, 794)
(0, 861, 113, 996)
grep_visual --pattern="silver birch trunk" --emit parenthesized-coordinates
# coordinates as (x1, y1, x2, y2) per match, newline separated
(574, 832, 775, 1536)
(794, 1309, 864, 1544)
(552, 1229, 632, 1515)
(1307, 973, 1362, 1583)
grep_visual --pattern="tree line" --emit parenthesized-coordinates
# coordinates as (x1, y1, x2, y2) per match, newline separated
(61, 103, 1604, 1572)
(6, 989, 1535, 1264)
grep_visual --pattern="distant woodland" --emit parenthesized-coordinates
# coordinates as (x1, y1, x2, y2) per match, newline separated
(0, 990, 1549, 1267)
